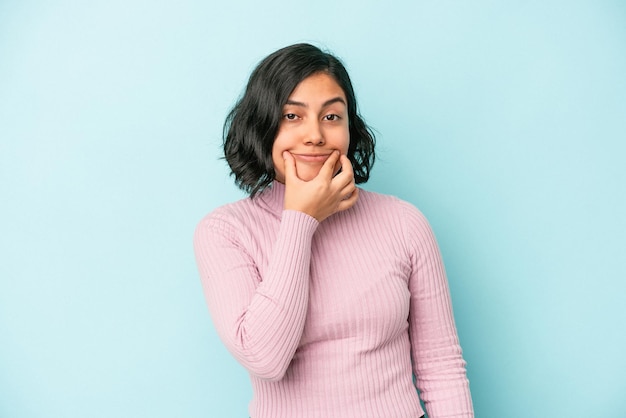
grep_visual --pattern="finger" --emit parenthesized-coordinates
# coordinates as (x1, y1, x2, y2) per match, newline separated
(336, 187, 359, 212)
(338, 154, 354, 177)
(339, 181, 357, 199)
(332, 155, 355, 187)
(282, 151, 299, 183)
(318, 150, 341, 180)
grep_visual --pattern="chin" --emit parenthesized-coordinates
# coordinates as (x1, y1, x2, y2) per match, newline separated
(297, 168, 322, 181)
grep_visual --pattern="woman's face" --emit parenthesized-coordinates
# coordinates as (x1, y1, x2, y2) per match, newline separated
(272, 72, 350, 183)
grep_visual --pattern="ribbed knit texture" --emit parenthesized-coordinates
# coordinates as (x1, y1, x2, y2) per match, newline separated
(194, 182, 473, 418)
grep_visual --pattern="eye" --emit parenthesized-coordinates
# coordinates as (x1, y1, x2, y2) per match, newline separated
(323, 114, 341, 121)
(283, 113, 298, 120)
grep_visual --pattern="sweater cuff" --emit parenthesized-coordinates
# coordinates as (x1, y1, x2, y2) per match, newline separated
(280, 209, 319, 238)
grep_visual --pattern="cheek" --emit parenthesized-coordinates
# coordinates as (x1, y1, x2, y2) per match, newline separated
(271, 141, 286, 182)
(339, 130, 350, 154)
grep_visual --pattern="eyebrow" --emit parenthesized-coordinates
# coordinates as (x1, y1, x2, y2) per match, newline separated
(284, 97, 347, 108)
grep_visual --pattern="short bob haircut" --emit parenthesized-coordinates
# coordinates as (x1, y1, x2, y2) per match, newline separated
(223, 43, 376, 197)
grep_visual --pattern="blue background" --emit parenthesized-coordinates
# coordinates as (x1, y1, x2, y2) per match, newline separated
(1, 1, 625, 417)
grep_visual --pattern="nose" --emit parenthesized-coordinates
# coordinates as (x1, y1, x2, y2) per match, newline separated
(304, 119, 325, 146)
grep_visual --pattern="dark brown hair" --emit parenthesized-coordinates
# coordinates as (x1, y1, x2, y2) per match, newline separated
(223, 43, 376, 196)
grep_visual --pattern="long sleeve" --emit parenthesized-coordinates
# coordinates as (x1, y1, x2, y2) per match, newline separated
(194, 208, 319, 381)
(403, 203, 474, 417)
(195, 187, 473, 418)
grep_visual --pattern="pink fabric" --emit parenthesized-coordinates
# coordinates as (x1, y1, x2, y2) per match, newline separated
(194, 182, 473, 418)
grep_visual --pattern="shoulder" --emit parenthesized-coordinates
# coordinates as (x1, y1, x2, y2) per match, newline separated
(194, 197, 258, 240)
(355, 188, 436, 240)
(357, 188, 428, 222)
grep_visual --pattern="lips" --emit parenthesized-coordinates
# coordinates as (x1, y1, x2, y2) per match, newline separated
(291, 153, 332, 163)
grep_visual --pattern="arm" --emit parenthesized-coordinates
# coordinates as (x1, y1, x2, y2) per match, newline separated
(194, 209, 318, 381)
(194, 151, 357, 381)
(403, 204, 474, 417)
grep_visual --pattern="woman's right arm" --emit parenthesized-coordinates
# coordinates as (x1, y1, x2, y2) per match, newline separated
(193, 209, 318, 381)
(195, 151, 357, 381)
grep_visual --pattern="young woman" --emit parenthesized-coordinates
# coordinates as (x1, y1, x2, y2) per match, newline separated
(194, 43, 474, 418)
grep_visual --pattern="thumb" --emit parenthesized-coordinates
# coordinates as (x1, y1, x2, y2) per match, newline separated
(282, 151, 299, 183)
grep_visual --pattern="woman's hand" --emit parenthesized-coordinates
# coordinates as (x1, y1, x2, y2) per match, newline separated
(282, 150, 358, 222)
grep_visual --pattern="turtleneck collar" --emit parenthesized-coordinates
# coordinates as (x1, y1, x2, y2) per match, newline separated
(255, 180, 285, 218)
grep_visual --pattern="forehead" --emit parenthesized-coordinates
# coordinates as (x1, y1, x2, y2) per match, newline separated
(287, 72, 347, 103)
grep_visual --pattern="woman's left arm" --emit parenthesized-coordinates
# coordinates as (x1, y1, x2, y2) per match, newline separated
(402, 203, 474, 418)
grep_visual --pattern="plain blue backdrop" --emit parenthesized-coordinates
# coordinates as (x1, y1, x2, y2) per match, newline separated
(1, 1, 625, 417)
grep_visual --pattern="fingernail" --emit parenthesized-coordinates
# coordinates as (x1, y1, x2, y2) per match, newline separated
(283, 151, 288, 159)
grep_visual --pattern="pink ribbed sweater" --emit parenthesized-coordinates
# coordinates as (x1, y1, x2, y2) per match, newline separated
(194, 182, 473, 418)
